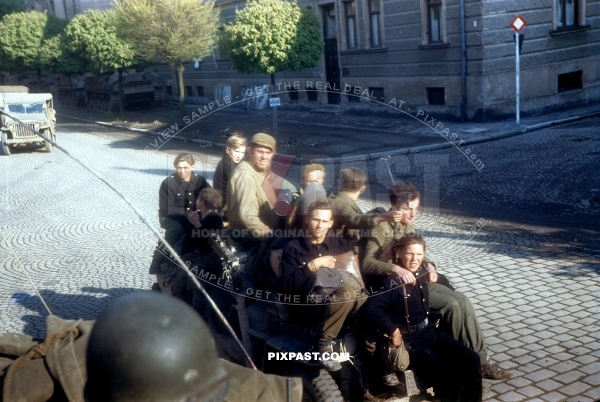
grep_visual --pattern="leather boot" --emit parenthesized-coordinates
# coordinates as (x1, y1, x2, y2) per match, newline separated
(318, 339, 342, 371)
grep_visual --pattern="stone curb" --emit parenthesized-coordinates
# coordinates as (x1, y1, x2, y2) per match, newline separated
(57, 110, 600, 164)
(56, 114, 225, 150)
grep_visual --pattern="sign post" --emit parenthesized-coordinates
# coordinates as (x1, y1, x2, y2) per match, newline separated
(270, 96, 280, 136)
(510, 15, 527, 125)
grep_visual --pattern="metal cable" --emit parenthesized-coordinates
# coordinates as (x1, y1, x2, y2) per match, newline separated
(0, 227, 53, 316)
(0, 109, 257, 369)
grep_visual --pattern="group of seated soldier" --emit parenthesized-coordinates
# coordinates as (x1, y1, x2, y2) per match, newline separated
(152, 132, 511, 402)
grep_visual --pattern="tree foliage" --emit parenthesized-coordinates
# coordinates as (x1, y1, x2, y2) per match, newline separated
(222, 0, 323, 77)
(114, 0, 220, 114)
(0, 0, 25, 20)
(43, 33, 86, 74)
(0, 11, 66, 73)
(65, 10, 135, 74)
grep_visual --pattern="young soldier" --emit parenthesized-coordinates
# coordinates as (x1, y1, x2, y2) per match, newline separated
(280, 201, 366, 371)
(361, 182, 511, 381)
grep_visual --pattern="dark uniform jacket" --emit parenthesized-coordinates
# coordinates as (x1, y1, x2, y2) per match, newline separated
(364, 266, 430, 336)
(159, 172, 210, 218)
(213, 152, 235, 202)
(185, 212, 224, 254)
(280, 234, 356, 296)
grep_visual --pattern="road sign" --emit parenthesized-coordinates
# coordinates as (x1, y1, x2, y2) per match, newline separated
(510, 14, 527, 33)
(269, 97, 281, 107)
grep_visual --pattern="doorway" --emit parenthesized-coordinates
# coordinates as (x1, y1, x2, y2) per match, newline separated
(322, 5, 341, 104)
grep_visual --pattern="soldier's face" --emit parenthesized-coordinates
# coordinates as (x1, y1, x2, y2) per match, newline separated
(247, 146, 274, 172)
(226, 146, 246, 164)
(175, 161, 193, 181)
(302, 171, 325, 188)
(306, 209, 333, 240)
(396, 243, 424, 272)
(393, 198, 420, 225)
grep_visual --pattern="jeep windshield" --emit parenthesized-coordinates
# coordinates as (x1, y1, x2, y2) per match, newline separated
(7, 103, 44, 114)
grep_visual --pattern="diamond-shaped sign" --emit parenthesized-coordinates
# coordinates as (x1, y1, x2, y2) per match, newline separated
(510, 14, 527, 33)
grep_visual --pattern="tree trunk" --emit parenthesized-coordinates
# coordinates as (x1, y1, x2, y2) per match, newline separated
(175, 62, 186, 117)
(118, 70, 124, 121)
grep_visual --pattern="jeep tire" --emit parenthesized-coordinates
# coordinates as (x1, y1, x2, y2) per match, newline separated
(1, 132, 10, 156)
(287, 368, 344, 402)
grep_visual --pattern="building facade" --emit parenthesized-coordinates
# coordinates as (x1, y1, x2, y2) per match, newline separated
(39, 0, 600, 120)
(163, 0, 599, 121)
(31, 0, 112, 20)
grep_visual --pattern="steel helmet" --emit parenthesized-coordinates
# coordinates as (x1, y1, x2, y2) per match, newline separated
(85, 291, 229, 402)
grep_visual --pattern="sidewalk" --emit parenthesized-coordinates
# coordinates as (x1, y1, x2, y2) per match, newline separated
(56, 101, 600, 161)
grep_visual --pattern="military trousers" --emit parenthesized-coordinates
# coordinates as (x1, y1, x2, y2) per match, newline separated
(305, 285, 366, 340)
(428, 282, 488, 362)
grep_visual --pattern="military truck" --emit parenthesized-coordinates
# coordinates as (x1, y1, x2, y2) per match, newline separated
(0, 92, 56, 156)
(57, 71, 165, 112)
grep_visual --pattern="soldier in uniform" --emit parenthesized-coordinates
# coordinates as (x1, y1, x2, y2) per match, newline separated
(226, 133, 278, 250)
(328, 168, 402, 236)
(361, 182, 511, 381)
(158, 152, 211, 247)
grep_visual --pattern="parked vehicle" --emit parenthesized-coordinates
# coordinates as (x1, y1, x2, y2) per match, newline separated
(57, 71, 165, 112)
(0, 92, 56, 156)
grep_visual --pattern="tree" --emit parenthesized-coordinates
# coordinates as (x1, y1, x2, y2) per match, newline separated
(221, 0, 323, 134)
(0, 0, 25, 20)
(222, 0, 323, 84)
(114, 0, 220, 116)
(0, 11, 66, 90)
(65, 10, 136, 118)
(43, 33, 86, 76)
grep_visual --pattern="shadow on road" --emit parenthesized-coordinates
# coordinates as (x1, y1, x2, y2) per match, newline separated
(13, 287, 148, 339)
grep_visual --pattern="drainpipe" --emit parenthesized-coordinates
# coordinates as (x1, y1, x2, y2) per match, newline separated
(460, 0, 467, 122)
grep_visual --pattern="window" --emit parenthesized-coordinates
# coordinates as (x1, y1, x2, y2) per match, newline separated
(166, 86, 173, 96)
(558, 71, 583, 92)
(557, 0, 577, 27)
(420, 0, 446, 45)
(196, 86, 204, 97)
(345, 1, 358, 49)
(553, 0, 587, 30)
(369, 0, 382, 47)
(307, 87, 319, 102)
(289, 89, 299, 101)
(428, 0, 442, 42)
(186, 86, 193, 97)
(427, 87, 445, 105)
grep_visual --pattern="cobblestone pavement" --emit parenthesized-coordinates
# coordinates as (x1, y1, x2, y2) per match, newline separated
(0, 118, 598, 401)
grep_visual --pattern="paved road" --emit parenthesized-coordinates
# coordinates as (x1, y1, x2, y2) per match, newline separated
(0, 119, 598, 401)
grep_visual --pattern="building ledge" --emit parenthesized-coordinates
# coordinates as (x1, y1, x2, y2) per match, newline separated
(339, 47, 389, 55)
(550, 25, 591, 36)
(419, 42, 451, 50)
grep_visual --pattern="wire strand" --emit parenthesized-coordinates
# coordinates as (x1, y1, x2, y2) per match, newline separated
(0, 227, 53, 316)
(0, 109, 256, 369)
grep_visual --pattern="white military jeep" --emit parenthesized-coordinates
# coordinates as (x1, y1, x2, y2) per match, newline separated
(0, 92, 56, 156)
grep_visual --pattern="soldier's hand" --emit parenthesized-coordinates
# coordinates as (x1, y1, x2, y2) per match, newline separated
(390, 328, 403, 348)
(426, 263, 438, 283)
(308, 255, 336, 271)
(380, 210, 403, 223)
(187, 211, 201, 228)
(390, 265, 416, 285)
